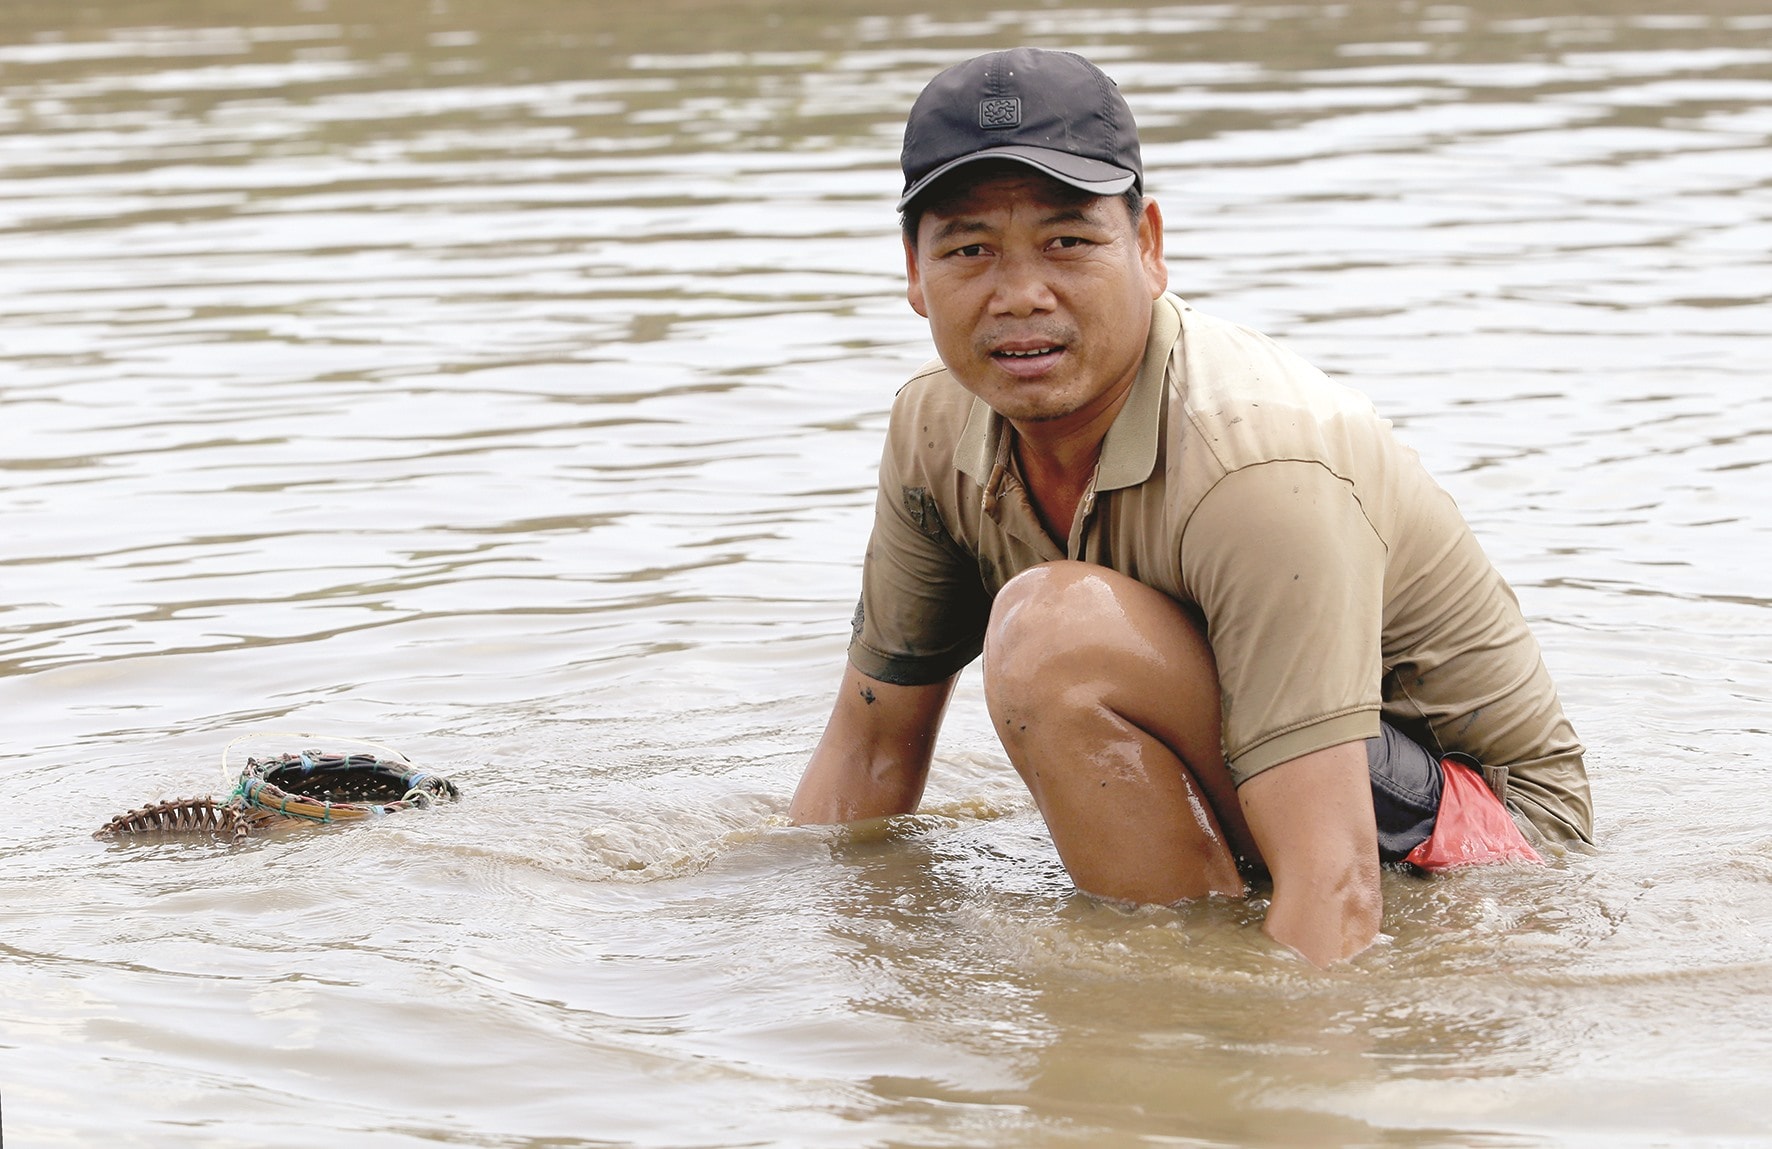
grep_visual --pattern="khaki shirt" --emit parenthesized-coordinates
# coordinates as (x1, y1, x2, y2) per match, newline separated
(850, 294, 1593, 846)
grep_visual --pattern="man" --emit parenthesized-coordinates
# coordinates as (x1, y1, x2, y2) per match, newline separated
(789, 47, 1593, 966)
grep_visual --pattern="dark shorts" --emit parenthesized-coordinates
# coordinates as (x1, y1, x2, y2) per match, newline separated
(1367, 722, 1444, 863)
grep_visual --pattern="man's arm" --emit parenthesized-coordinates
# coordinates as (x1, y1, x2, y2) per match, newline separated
(1238, 739, 1382, 966)
(788, 664, 958, 824)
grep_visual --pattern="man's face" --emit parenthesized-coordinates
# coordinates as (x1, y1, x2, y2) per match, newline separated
(904, 171, 1167, 432)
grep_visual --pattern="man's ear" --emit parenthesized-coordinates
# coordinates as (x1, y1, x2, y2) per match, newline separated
(904, 234, 928, 317)
(1139, 197, 1169, 299)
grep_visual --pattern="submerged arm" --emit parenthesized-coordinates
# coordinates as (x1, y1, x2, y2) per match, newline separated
(1239, 740, 1383, 966)
(789, 664, 957, 824)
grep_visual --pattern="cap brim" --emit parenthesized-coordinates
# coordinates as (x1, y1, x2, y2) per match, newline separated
(897, 145, 1137, 212)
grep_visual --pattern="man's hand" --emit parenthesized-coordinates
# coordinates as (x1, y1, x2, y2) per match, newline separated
(1238, 740, 1382, 966)
(788, 666, 957, 824)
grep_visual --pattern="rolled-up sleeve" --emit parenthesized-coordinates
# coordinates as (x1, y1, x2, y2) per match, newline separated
(1182, 459, 1387, 782)
(847, 414, 990, 686)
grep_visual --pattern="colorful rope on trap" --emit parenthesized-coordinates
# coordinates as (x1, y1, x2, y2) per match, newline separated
(97, 745, 459, 843)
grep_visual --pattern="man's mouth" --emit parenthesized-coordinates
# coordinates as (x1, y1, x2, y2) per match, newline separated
(992, 344, 1064, 362)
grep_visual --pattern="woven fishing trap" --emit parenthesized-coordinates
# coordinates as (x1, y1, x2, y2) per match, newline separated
(96, 742, 459, 843)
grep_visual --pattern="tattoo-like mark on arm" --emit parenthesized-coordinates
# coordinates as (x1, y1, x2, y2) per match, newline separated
(859, 686, 876, 704)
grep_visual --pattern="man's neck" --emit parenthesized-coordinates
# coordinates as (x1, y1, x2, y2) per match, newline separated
(1009, 378, 1137, 545)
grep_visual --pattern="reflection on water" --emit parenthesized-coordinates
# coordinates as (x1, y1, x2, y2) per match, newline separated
(3, 1, 1771, 1146)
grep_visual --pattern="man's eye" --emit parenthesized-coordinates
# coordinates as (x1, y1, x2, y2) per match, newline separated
(951, 244, 987, 258)
(1050, 236, 1090, 250)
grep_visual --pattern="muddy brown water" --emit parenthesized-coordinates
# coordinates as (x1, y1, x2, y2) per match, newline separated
(3, 1, 1770, 1145)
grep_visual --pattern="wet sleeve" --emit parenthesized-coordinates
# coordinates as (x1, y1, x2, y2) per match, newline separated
(1182, 459, 1386, 784)
(846, 434, 991, 687)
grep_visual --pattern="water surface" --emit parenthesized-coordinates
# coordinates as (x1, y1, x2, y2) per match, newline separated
(3, 1, 1771, 1145)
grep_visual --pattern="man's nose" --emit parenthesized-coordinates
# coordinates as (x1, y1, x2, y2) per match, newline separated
(989, 250, 1057, 316)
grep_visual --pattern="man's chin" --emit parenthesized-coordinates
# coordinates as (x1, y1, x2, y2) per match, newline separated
(954, 365, 1072, 411)
(980, 392, 1084, 426)
(997, 403, 1074, 425)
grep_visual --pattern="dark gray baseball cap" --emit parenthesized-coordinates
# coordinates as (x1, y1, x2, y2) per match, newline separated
(897, 48, 1142, 214)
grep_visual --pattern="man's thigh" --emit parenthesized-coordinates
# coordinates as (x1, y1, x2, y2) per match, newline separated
(984, 561, 1254, 861)
(986, 563, 1446, 868)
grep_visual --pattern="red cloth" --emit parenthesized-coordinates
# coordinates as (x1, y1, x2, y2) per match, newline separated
(1403, 758, 1544, 871)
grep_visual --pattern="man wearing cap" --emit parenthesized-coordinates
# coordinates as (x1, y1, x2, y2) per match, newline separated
(788, 48, 1593, 965)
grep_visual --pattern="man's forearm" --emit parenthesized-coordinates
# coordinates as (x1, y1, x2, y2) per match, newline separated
(1238, 740, 1383, 966)
(788, 666, 956, 825)
(1262, 852, 1382, 966)
(788, 747, 926, 824)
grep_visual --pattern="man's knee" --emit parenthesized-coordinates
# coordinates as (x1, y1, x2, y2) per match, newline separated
(985, 560, 1219, 711)
(984, 561, 1142, 701)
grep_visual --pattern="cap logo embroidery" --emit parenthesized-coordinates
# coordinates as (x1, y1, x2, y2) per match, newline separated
(978, 97, 1021, 129)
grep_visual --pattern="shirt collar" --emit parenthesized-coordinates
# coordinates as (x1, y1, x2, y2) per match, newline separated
(955, 293, 1181, 489)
